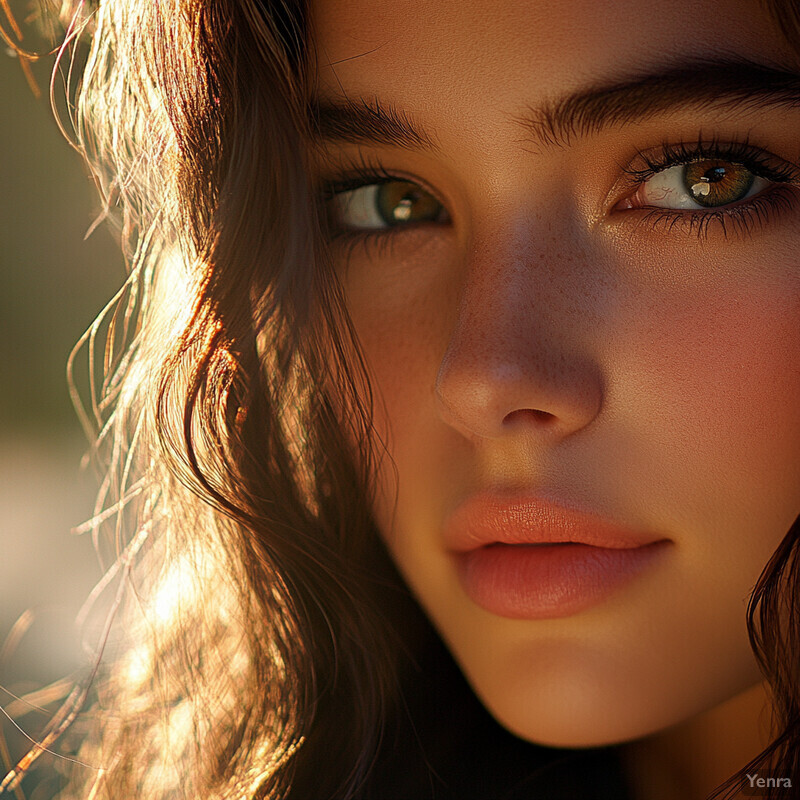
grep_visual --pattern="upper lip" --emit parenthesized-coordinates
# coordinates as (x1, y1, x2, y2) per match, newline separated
(443, 491, 667, 552)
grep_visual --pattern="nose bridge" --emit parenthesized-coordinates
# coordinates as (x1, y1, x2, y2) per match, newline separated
(434, 215, 605, 441)
(461, 216, 583, 344)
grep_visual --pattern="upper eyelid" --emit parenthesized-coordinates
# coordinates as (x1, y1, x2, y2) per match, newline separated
(621, 141, 800, 183)
(325, 170, 446, 199)
(322, 168, 398, 196)
(321, 164, 455, 223)
(323, 142, 800, 193)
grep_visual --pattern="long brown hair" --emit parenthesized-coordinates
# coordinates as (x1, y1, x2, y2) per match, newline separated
(4, 1, 800, 798)
(6, 2, 404, 797)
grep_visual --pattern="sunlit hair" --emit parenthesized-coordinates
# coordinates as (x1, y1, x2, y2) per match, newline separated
(4, 1, 800, 798)
(3, 2, 407, 798)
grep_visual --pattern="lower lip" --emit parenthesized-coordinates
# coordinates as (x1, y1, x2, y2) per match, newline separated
(455, 541, 670, 620)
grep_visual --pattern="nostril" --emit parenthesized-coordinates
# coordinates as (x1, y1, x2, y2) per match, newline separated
(435, 344, 604, 440)
(503, 408, 557, 427)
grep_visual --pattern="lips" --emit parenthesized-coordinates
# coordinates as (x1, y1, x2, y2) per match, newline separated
(444, 492, 671, 619)
(443, 491, 665, 552)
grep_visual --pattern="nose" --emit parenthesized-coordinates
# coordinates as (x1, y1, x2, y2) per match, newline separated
(434, 225, 605, 442)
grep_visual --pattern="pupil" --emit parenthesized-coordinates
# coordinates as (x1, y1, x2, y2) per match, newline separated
(703, 166, 726, 184)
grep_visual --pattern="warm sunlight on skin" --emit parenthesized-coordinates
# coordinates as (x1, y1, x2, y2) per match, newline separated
(310, 0, 800, 795)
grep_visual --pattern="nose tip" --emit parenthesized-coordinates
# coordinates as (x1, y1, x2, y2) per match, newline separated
(433, 215, 606, 444)
(434, 339, 604, 442)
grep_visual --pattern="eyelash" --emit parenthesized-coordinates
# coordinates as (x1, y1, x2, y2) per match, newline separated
(618, 138, 800, 239)
(321, 139, 800, 252)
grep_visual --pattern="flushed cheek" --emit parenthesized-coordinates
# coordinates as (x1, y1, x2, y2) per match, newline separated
(624, 278, 800, 533)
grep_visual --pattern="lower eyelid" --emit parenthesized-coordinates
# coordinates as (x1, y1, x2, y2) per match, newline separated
(331, 219, 439, 244)
(330, 218, 458, 266)
(618, 184, 799, 238)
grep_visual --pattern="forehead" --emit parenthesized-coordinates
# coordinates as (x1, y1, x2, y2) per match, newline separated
(309, 0, 791, 111)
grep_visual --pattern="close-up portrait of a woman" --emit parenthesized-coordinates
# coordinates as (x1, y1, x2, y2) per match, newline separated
(4, 0, 800, 798)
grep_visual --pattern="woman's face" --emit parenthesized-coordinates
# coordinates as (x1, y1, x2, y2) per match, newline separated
(309, 0, 800, 746)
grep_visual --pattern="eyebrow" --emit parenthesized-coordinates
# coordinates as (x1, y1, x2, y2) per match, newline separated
(310, 95, 437, 150)
(309, 58, 800, 152)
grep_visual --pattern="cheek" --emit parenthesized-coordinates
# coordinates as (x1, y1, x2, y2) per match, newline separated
(628, 281, 800, 498)
(348, 310, 446, 526)
(338, 245, 468, 541)
(341, 239, 457, 439)
(598, 270, 800, 610)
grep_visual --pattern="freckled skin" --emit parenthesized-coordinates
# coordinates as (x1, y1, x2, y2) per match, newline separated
(310, 0, 800, 763)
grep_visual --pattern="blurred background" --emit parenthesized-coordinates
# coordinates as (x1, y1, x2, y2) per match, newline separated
(1, 20, 125, 798)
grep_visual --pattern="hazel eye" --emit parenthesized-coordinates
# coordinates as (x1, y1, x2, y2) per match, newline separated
(620, 159, 770, 211)
(330, 181, 448, 231)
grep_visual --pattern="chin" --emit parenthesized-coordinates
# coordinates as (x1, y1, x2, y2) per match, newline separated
(481, 694, 659, 750)
(461, 659, 710, 751)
